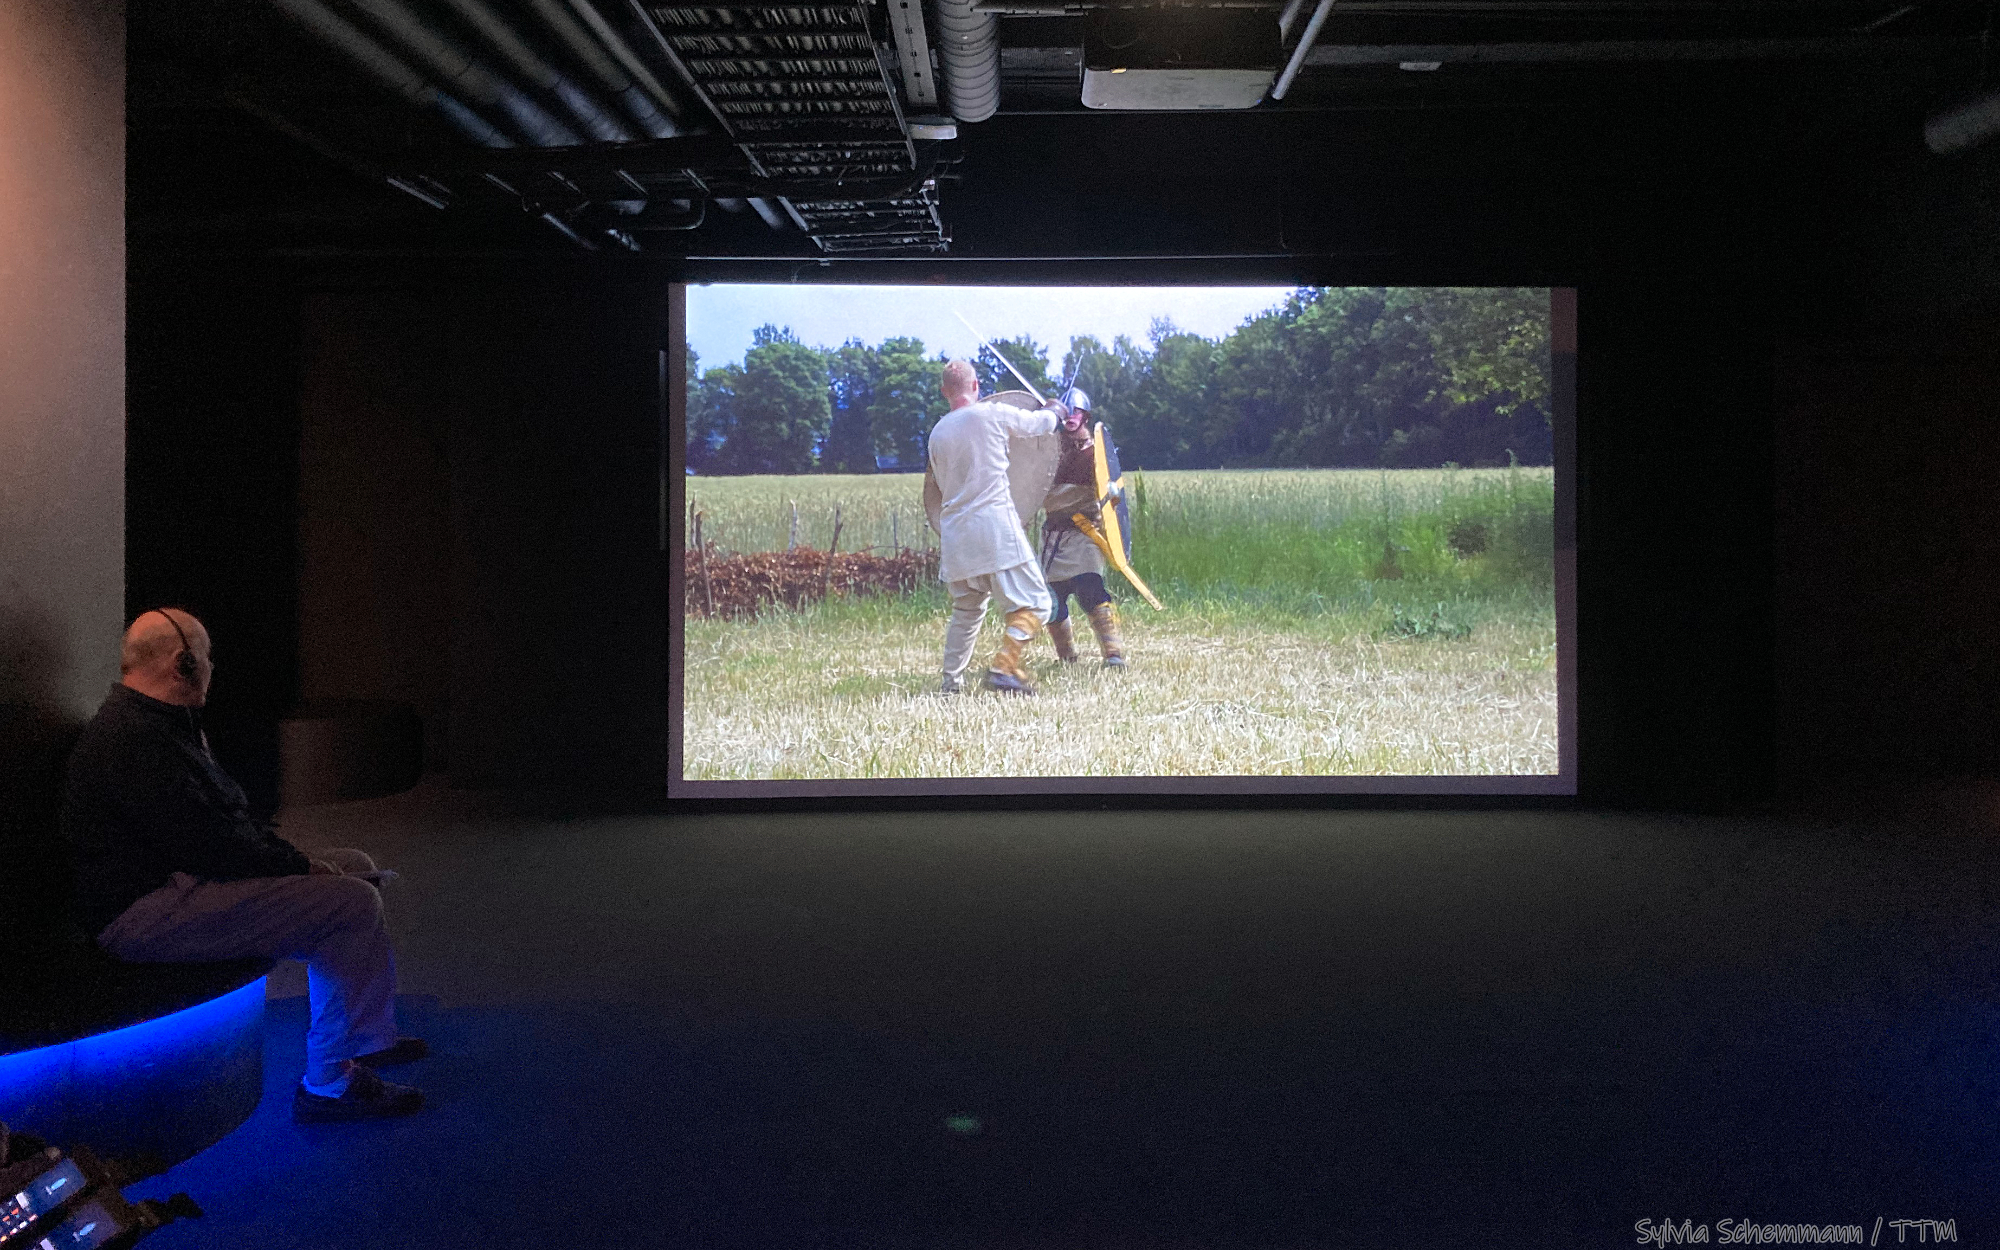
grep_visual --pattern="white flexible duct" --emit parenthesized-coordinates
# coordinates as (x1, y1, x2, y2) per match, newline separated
(933, 0, 1001, 122)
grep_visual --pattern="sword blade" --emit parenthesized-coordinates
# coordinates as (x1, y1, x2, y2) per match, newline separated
(953, 310, 1044, 404)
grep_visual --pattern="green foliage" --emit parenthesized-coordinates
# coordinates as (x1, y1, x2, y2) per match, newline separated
(870, 337, 942, 467)
(822, 339, 879, 474)
(1381, 603, 1475, 641)
(687, 289, 1552, 476)
(712, 326, 830, 474)
(971, 335, 1054, 398)
(1447, 518, 1489, 557)
(686, 357, 741, 476)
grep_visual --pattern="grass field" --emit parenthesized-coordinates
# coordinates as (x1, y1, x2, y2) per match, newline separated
(681, 467, 1558, 779)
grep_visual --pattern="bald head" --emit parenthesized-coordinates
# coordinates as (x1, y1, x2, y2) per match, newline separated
(122, 609, 212, 706)
(940, 359, 979, 410)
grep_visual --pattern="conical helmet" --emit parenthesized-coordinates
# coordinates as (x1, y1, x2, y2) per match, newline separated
(1060, 386, 1092, 414)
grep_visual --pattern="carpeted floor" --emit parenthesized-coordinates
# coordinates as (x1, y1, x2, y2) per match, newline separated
(124, 784, 2000, 1247)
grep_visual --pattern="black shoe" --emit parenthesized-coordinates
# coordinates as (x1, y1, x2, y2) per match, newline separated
(354, 1037, 429, 1069)
(293, 1065, 424, 1122)
(984, 670, 1035, 695)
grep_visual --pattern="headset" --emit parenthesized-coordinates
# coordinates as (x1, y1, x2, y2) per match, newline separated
(149, 608, 200, 684)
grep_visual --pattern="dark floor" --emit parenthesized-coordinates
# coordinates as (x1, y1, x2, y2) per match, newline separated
(126, 785, 2000, 1247)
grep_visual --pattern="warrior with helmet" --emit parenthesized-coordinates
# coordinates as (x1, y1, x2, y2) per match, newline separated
(1038, 386, 1128, 668)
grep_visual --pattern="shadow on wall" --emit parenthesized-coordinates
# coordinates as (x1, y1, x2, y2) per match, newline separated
(0, 602, 85, 948)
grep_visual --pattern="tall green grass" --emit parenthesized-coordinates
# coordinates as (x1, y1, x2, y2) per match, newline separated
(683, 475, 933, 557)
(684, 466, 1554, 625)
(1131, 467, 1553, 618)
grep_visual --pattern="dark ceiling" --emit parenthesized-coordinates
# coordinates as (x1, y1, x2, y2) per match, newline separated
(129, 0, 1998, 278)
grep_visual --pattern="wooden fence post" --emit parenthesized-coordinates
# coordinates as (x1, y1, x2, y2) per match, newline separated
(787, 500, 799, 552)
(820, 504, 843, 603)
(695, 511, 714, 618)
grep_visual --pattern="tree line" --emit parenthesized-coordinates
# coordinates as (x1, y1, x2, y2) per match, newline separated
(684, 287, 1553, 475)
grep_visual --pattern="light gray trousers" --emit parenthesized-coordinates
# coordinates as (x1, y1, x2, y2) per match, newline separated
(97, 848, 399, 1087)
(942, 561, 1054, 679)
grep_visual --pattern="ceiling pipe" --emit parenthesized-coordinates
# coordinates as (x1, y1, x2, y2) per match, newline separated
(539, 211, 599, 247)
(934, 0, 1003, 121)
(566, 0, 686, 125)
(1269, 0, 1336, 100)
(525, 0, 678, 137)
(436, 0, 636, 141)
(749, 198, 789, 229)
(1925, 89, 2000, 153)
(347, 0, 582, 146)
(267, 0, 513, 146)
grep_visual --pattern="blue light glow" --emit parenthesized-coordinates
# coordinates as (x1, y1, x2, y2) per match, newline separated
(0, 978, 266, 1138)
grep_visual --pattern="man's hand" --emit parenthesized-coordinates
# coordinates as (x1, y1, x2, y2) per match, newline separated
(1042, 398, 1070, 426)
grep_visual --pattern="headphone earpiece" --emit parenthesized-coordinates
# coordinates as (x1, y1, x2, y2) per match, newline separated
(151, 609, 200, 685)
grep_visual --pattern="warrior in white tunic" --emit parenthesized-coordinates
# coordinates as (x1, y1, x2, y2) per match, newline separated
(923, 360, 1068, 695)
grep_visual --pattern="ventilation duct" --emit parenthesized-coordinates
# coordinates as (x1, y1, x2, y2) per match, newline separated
(933, 0, 1001, 122)
(526, 0, 680, 136)
(268, 0, 513, 146)
(348, 0, 581, 145)
(437, 0, 637, 141)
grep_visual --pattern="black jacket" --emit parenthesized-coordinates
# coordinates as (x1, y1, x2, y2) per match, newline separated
(62, 684, 309, 939)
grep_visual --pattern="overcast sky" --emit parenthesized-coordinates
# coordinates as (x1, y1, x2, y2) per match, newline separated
(686, 284, 1300, 372)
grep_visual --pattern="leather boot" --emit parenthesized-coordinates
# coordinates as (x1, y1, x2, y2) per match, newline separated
(1047, 617, 1080, 663)
(984, 607, 1041, 694)
(1086, 602, 1126, 668)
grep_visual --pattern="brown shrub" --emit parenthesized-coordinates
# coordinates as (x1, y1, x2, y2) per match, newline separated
(685, 547, 940, 619)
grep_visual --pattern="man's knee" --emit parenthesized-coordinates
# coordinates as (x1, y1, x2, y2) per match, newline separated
(312, 848, 377, 874)
(312, 873, 384, 928)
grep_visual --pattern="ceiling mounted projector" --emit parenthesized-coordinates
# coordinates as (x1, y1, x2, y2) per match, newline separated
(1080, 10, 1280, 110)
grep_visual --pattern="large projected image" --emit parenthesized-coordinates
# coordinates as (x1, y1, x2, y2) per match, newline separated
(676, 285, 1567, 791)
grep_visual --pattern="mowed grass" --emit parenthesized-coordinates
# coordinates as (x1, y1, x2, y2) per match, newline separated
(680, 467, 1557, 779)
(681, 596, 1556, 778)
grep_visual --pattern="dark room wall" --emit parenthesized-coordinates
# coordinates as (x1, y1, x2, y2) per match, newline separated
(119, 81, 2000, 805)
(446, 277, 670, 788)
(297, 291, 454, 766)
(0, 0, 124, 939)
(1775, 305, 2000, 783)
(1575, 286, 1775, 806)
(0, 0, 125, 720)
(291, 273, 670, 790)
(149, 261, 2000, 805)
(169, 266, 1785, 804)
(1770, 117, 2000, 788)
(125, 267, 302, 810)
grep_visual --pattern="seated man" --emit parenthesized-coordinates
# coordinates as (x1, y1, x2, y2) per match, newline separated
(63, 608, 427, 1122)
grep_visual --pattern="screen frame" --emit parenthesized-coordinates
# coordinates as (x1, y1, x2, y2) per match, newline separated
(666, 281, 1577, 802)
